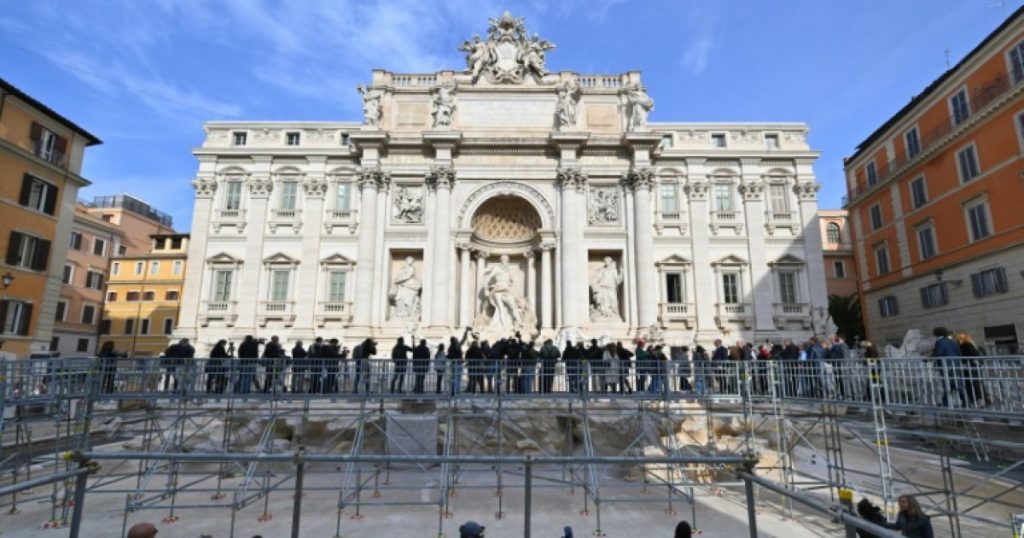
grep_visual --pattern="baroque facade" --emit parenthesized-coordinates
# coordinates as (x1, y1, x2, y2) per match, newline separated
(176, 13, 828, 351)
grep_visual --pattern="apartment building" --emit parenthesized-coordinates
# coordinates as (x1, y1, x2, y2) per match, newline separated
(102, 234, 188, 356)
(819, 210, 858, 299)
(844, 7, 1024, 352)
(0, 78, 101, 358)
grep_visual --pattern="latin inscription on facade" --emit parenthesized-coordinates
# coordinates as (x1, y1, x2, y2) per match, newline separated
(458, 98, 556, 128)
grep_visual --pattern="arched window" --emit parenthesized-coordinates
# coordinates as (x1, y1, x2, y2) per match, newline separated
(826, 222, 841, 244)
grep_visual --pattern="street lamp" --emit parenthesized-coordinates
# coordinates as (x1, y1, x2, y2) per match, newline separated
(1, 272, 13, 289)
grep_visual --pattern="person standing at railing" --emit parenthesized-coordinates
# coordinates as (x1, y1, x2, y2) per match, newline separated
(807, 337, 827, 399)
(481, 340, 495, 393)
(466, 339, 484, 393)
(539, 339, 560, 394)
(323, 339, 343, 394)
(887, 494, 934, 538)
(97, 340, 121, 394)
(448, 328, 471, 395)
(433, 343, 447, 394)
(352, 338, 376, 395)
(692, 345, 708, 395)
(932, 327, 967, 408)
(290, 341, 307, 393)
(207, 340, 229, 394)
(564, 341, 581, 393)
(710, 339, 728, 394)
(830, 334, 852, 399)
(412, 339, 431, 394)
(261, 336, 286, 394)
(615, 342, 634, 394)
(236, 335, 260, 395)
(308, 337, 325, 394)
(161, 338, 194, 394)
(649, 345, 668, 394)
(522, 339, 538, 394)
(390, 337, 411, 394)
(634, 339, 650, 392)
(954, 332, 987, 408)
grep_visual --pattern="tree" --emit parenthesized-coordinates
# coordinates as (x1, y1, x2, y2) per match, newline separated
(828, 293, 865, 344)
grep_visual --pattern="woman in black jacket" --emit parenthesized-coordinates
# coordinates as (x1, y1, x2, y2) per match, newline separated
(888, 495, 933, 538)
(207, 340, 229, 394)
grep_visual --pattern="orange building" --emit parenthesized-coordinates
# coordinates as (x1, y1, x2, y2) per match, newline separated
(844, 7, 1024, 352)
(819, 210, 858, 299)
(0, 78, 101, 359)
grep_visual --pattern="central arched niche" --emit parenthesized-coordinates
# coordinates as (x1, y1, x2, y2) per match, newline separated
(470, 194, 541, 247)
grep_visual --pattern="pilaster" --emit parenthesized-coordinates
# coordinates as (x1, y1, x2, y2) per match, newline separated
(623, 166, 657, 328)
(685, 158, 718, 343)
(177, 164, 217, 340)
(739, 158, 774, 337)
(235, 156, 273, 330)
(292, 156, 328, 338)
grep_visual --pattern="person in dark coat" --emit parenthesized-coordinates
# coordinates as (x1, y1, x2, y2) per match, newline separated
(289, 341, 307, 393)
(539, 339, 561, 394)
(390, 337, 411, 393)
(448, 328, 471, 395)
(352, 338, 376, 394)
(261, 336, 286, 393)
(323, 339, 342, 393)
(412, 339, 431, 394)
(207, 340, 230, 394)
(466, 340, 484, 393)
(563, 341, 581, 393)
(674, 520, 692, 538)
(97, 340, 121, 394)
(888, 494, 933, 538)
(932, 327, 965, 407)
(615, 342, 634, 394)
(481, 340, 494, 392)
(954, 332, 986, 407)
(236, 335, 260, 394)
(856, 497, 888, 538)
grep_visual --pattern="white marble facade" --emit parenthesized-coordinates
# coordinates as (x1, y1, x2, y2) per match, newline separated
(176, 13, 828, 351)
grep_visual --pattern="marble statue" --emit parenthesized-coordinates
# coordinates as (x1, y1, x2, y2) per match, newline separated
(459, 12, 555, 84)
(458, 35, 493, 81)
(392, 186, 423, 223)
(624, 83, 654, 132)
(389, 257, 422, 319)
(480, 254, 538, 336)
(357, 84, 383, 127)
(521, 33, 555, 78)
(431, 84, 456, 128)
(588, 187, 619, 224)
(590, 257, 623, 320)
(555, 78, 581, 129)
(884, 329, 932, 359)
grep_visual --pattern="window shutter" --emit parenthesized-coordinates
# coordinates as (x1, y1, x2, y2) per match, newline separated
(0, 300, 8, 333)
(5, 232, 22, 265)
(43, 183, 58, 215)
(29, 122, 42, 141)
(54, 135, 68, 155)
(32, 238, 51, 271)
(20, 175, 34, 206)
(971, 273, 983, 297)
(996, 268, 1008, 293)
(891, 298, 898, 316)
(1013, 48, 1024, 82)
(97, 274, 104, 289)
(18, 303, 32, 336)
(940, 283, 949, 305)
(920, 287, 930, 308)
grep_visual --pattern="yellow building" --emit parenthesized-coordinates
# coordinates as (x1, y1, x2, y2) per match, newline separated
(101, 234, 188, 357)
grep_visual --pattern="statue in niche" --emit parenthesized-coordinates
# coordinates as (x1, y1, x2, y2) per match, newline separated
(356, 84, 383, 127)
(588, 188, 619, 224)
(624, 83, 654, 132)
(392, 186, 423, 223)
(590, 257, 623, 320)
(555, 77, 581, 129)
(479, 254, 538, 337)
(389, 257, 422, 319)
(431, 84, 456, 128)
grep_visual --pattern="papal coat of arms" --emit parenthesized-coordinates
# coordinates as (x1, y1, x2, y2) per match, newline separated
(458, 11, 555, 84)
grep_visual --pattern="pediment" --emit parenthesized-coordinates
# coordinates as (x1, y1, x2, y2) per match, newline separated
(263, 252, 300, 266)
(206, 252, 242, 265)
(656, 254, 691, 266)
(320, 253, 355, 266)
(711, 254, 747, 266)
(770, 254, 804, 266)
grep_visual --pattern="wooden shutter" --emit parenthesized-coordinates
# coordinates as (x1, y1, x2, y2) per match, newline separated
(920, 287, 930, 308)
(19, 175, 33, 206)
(43, 182, 58, 215)
(18, 303, 32, 336)
(31, 238, 50, 271)
(29, 121, 42, 141)
(970, 273, 983, 297)
(996, 268, 1008, 293)
(5, 232, 22, 266)
(0, 300, 8, 333)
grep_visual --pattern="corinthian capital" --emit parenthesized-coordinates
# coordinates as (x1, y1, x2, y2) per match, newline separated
(793, 181, 820, 201)
(556, 166, 588, 192)
(738, 182, 765, 201)
(247, 177, 274, 198)
(425, 165, 456, 190)
(302, 178, 329, 198)
(356, 165, 391, 190)
(622, 166, 655, 191)
(191, 178, 217, 198)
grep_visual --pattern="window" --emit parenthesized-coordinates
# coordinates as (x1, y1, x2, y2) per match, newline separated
(92, 238, 106, 257)
(1011, 40, 1024, 83)
(660, 184, 678, 213)
(69, 232, 82, 250)
(5, 232, 50, 271)
(341, 132, 350, 146)
(665, 272, 685, 303)
(335, 183, 351, 211)
(279, 181, 298, 210)
(173, 260, 183, 275)
(869, 203, 884, 230)
(150, 261, 160, 276)
(327, 270, 347, 303)
(768, 184, 789, 213)
(971, 267, 1008, 298)
(139, 318, 150, 335)
(917, 224, 937, 259)
(55, 300, 67, 322)
(154, 237, 167, 250)
(0, 299, 32, 335)
(956, 144, 980, 182)
(100, 319, 111, 335)
(170, 237, 183, 249)
(165, 290, 180, 301)
(905, 127, 921, 158)
(212, 270, 233, 301)
(659, 134, 673, 149)
(142, 291, 155, 301)
(920, 282, 949, 308)
(81, 304, 96, 325)
(134, 262, 144, 275)
(721, 273, 740, 304)
(232, 131, 247, 146)
(765, 134, 780, 149)
(713, 184, 733, 212)
(826, 223, 841, 244)
(866, 161, 878, 186)
(126, 291, 141, 302)
(286, 132, 301, 146)
(879, 296, 898, 317)
(162, 318, 174, 335)
(118, 245, 127, 255)
(711, 133, 726, 148)
(777, 271, 798, 304)
(19, 174, 58, 215)
(224, 180, 244, 211)
(269, 270, 290, 302)
(124, 318, 135, 335)
(76, 338, 89, 353)
(62, 264, 74, 285)
(106, 291, 117, 302)
(833, 261, 846, 278)
(910, 176, 928, 209)
(85, 270, 105, 290)
(875, 243, 891, 275)
(950, 89, 970, 125)
(50, 336, 59, 351)
(111, 262, 120, 276)
(965, 199, 992, 242)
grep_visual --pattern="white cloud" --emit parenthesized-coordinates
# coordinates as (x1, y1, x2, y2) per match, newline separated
(681, 34, 714, 75)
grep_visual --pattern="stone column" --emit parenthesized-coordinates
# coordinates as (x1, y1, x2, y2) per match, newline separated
(176, 170, 217, 340)
(685, 158, 718, 343)
(540, 243, 554, 331)
(458, 244, 473, 328)
(625, 167, 657, 328)
(427, 165, 456, 330)
(556, 167, 587, 330)
(794, 161, 828, 322)
(526, 250, 537, 314)
(739, 170, 774, 338)
(293, 167, 328, 338)
(352, 166, 389, 327)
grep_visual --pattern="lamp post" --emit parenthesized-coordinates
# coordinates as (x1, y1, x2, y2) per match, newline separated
(1, 272, 13, 289)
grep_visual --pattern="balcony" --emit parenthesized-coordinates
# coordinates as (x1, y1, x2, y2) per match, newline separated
(773, 303, 811, 329)
(324, 208, 358, 235)
(715, 302, 753, 329)
(269, 208, 302, 233)
(710, 211, 744, 236)
(33, 140, 68, 168)
(315, 301, 353, 327)
(200, 301, 238, 327)
(258, 301, 296, 327)
(764, 210, 799, 235)
(655, 210, 687, 235)
(657, 302, 696, 328)
(212, 208, 247, 233)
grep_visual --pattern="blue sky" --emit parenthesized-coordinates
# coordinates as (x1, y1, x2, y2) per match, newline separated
(1, 0, 1020, 231)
